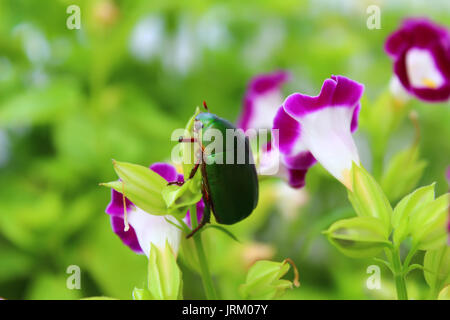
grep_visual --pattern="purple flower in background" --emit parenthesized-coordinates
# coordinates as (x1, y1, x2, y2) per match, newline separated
(237, 70, 290, 131)
(105, 162, 204, 257)
(274, 75, 364, 190)
(236, 70, 315, 188)
(258, 141, 315, 189)
(385, 18, 450, 102)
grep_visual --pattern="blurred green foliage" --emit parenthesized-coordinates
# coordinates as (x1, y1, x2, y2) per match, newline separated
(0, 0, 448, 299)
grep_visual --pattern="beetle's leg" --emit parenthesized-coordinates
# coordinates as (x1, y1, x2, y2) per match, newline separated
(186, 183, 211, 239)
(186, 220, 206, 239)
(167, 181, 184, 186)
(178, 137, 197, 143)
(188, 162, 200, 179)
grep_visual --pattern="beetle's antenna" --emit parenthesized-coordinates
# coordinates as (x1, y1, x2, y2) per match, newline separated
(202, 100, 209, 111)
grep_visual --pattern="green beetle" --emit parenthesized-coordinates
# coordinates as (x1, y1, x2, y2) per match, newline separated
(170, 104, 259, 237)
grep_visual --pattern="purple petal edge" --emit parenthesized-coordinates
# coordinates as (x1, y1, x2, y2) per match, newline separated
(283, 75, 364, 118)
(238, 70, 290, 130)
(286, 168, 308, 189)
(110, 216, 143, 254)
(184, 199, 205, 228)
(272, 106, 301, 155)
(150, 162, 184, 183)
(105, 189, 134, 217)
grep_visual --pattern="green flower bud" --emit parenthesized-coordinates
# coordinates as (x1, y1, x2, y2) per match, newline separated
(324, 216, 390, 258)
(239, 259, 299, 300)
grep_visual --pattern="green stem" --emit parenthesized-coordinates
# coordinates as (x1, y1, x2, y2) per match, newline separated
(402, 245, 418, 272)
(190, 205, 217, 300)
(390, 248, 408, 300)
(372, 145, 385, 180)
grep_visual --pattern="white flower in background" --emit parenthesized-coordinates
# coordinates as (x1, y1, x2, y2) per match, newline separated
(243, 20, 285, 67)
(129, 15, 164, 62)
(12, 23, 51, 65)
(196, 7, 230, 50)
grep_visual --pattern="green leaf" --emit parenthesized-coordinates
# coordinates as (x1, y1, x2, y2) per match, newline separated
(162, 179, 202, 219)
(381, 146, 427, 202)
(424, 247, 450, 295)
(405, 264, 424, 276)
(324, 216, 391, 258)
(437, 285, 450, 300)
(132, 287, 152, 300)
(348, 164, 392, 230)
(391, 183, 435, 246)
(147, 242, 183, 300)
(239, 259, 299, 300)
(100, 160, 168, 215)
(410, 193, 449, 250)
(0, 80, 80, 127)
(26, 273, 83, 300)
(200, 224, 241, 243)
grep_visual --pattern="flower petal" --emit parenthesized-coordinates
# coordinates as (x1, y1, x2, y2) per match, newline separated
(238, 70, 290, 130)
(150, 162, 183, 183)
(281, 76, 363, 188)
(283, 75, 364, 118)
(385, 18, 450, 102)
(105, 189, 134, 217)
(389, 76, 410, 104)
(110, 216, 143, 254)
(127, 207, 182, 257)
(258, 141, 315, 189)
(283, 151, 316, 170)
(184, 199, 205, 228)
(105, 162, 190, 256)
(272, 106, 303, 155)
(286, 167, 308, 189)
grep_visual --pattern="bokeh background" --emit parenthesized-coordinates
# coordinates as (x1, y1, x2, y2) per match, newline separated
(0, 0, 448, 299)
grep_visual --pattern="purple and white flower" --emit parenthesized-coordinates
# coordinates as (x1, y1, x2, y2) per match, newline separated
(273, 75, 364, 190)
(385, 18, 450, 102)
(258, 141, 315, 189)
(105, 162, 204, 257)
(237, 70, 290, 131)
(236, 70, 315, 188)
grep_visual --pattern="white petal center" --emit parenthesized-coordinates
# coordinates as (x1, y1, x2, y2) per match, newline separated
(406, 48, 444, 89)
(258, 145, 281, 176)
(299, 107, 359, 186)
(389, 76, 410, 104)
(128, 207, 182, 257)
(248, 89, 283, 129)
